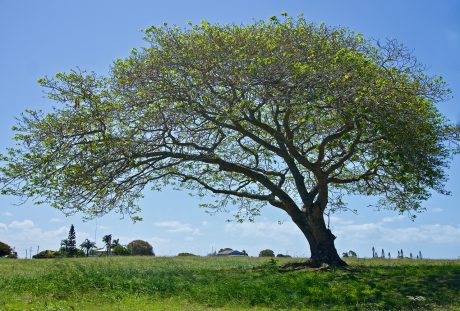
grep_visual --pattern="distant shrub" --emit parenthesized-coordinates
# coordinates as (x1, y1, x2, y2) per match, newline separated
(342, 250, 357, 258)
(127, 240, 155, 256)
(113, 245, 131, 256)
(6, 251, 18, 259)
(33, 250, 63, 259)
(259, 249, 275, 257)
(178, 252, 197, 256)
(276, 254, 291, 258)
(75, 249, 86, 257)
(0, 241, 13, 257)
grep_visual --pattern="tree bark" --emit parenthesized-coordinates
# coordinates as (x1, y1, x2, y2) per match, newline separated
(291, 208, 347, 267)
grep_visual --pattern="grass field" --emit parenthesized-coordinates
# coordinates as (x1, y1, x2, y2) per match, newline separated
(0, 256, 459, 310)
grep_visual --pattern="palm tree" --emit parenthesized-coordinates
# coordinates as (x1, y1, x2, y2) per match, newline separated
(102, 234, 112, 256)
(112, 238, 120, 247)
(60, 239, 69, 254)
(80, 239, 96, 257)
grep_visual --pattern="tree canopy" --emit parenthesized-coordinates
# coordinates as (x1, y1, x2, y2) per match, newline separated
(0, 241, 13, 257)
(128, 240, 154, 256)
(0, 15, 457, 265)
(259, 249, 275, 257)
(80, 239, 96, 256)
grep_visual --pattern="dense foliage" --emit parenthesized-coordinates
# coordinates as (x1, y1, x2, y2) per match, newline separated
(127, 240, 154, 256)
(32, 250, 63, 259)
(80, 239, 97, 256)
(259, 249, 275, 257)
(102, 234, 112, 256)
(0, 241, 13, 257)
(177, 252, 197, 256)
(112, 245, 131, 256)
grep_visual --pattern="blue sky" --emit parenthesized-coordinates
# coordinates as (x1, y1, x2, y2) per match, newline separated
(0, 0, 459, 259)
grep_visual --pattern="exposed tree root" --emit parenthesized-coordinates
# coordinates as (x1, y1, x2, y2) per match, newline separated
(278, 260, 351, 272)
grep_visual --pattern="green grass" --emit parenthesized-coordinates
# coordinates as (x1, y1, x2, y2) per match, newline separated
(0, 256, 459, 310)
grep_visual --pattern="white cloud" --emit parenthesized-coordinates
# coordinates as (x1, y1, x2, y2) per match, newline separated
(0, 219, 69, 257)
(329, 216, 354, 225)
(381, 215, 404, 223)
(149, 236, 170, 244)
(154, 221, 201, 235)
(225, 221, 300, 242)
(8, 220, 35, 230)
(184, 237, 194, 242)
(431, 207, 444, 213)
(2, 212, 13, 217)
(386, 224, 460, 243)
(332, 216, 460, 244)
(50, 218, 61, 223)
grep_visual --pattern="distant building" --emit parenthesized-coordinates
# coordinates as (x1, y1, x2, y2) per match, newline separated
(216, 248, 247, 256)
(92, 247, 108, 256)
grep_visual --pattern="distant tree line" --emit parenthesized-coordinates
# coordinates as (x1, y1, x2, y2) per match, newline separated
(32, 224, 155, 259)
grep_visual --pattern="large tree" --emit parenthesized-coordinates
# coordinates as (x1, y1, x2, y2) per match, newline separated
(0, 16, 457, 266)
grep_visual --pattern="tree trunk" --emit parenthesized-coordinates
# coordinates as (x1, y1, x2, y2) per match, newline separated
(291, 208, 347, 267)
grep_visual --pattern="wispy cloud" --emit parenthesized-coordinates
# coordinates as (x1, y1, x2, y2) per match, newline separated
(381, 215, 404, 223)
(225, 221, 299, 243)
(49, 218, 61, 223)
(154, 221, 201, 235)
(8, 220, 35, 230)
(0, 219, 69, 257)
(431, 207, 444, 213)
(332, 217, 460, 244)
(149, 236, 170, 244)
(2, 212, 13, 217)
(224, 216, 460, 258)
